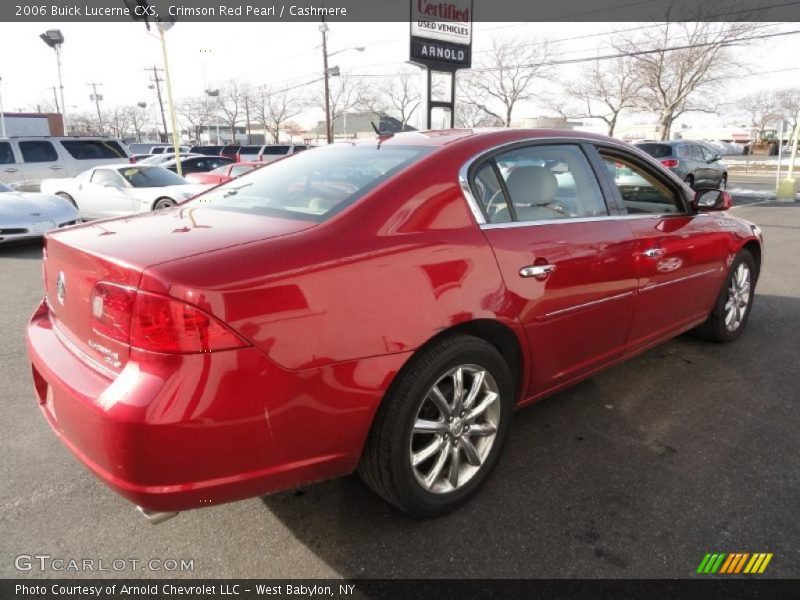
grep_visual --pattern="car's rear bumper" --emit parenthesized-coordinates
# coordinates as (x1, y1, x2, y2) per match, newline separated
(27, 299, 409, 512)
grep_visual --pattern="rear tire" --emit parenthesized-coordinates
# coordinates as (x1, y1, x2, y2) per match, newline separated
(684, 174, 695, 189)
(358, 335, 515, 517)
(692, 250, 756, 343)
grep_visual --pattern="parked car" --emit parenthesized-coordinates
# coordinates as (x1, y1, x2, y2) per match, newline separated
(234, 145, 262, 162)
(220, 144, 242, 161)
(634, 141, 727, 189)
(0, 180, 80, 243)
(161, 155, 234, 176)
(184, 161, 263, 185)
(0, 137, 131, 192)
(127, 143, 158, 155)
(40, 164, 209, 219)
(130, 153, 155, 163)
(189, 145, 225, 156)
(150, 145, 190, 155)
(138, 153, 202, 166)
(257, 144, 308, 163)
(27, 129, 762, 522)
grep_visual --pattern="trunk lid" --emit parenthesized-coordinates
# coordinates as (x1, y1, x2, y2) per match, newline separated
(44, 207, 317, 372)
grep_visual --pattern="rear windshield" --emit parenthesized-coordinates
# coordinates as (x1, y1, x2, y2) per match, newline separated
(635, 143, 673, 158)
(190, 144, 432, 221)
(117, 166, 187, 187)
(60, 140, 127, 160)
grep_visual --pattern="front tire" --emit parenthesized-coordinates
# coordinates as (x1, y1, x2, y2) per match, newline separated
(693, 250, 756, 343)
(359, 335, 515, 517)
(153, 197, 176, 210)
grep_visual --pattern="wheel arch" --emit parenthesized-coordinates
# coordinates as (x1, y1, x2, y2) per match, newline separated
(152, 196, 176, 210)
(742, 239, 762, 280)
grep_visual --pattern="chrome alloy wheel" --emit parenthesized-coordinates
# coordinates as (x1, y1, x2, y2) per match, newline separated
(409, 365, 501, 494)
(725, 262, 752, 332)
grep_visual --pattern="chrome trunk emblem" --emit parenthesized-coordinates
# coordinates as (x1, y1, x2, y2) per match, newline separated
(56, 271, 67, 305)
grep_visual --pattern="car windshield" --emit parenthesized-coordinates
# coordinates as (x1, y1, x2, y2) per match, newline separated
(0, 182, 13, 193)
(636, 143, 673, 158)
(208, 165, 231, 175)
(117, 166, 187, 188)
(189, 144, 432, 221)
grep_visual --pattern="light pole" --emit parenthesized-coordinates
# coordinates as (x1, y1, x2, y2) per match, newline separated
(205, 89, 220, 144)
(0, 77, 6, 138)
(39, 29, 68, 135)
(319, 21, 364, 144)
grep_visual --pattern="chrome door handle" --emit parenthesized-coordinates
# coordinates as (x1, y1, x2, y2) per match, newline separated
(49, 165, 64, 170)
(3, 167, 18, 173)
(520, 264, 556, 278)
(642, 248, 666, 258)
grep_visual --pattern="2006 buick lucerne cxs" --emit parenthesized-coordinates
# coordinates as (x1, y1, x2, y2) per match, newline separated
(27, 129, 762, 522)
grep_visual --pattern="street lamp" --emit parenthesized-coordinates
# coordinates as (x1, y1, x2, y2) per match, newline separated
(39, 29, 68, 135)
(205, 89, 220, 144)
(319, 20, 364, 144)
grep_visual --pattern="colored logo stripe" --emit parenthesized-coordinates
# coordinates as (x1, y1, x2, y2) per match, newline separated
(697, 553, 773, 574)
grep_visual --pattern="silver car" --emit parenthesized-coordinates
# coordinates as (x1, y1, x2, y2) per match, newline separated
(0, 181, 80, 244)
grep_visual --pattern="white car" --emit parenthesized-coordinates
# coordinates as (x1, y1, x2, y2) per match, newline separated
(40, 164, 211, 220)
(138, 153, 201, 166)
(0, 181, 80, 244)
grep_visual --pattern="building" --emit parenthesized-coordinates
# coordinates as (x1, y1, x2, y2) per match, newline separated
(309, 111, 416, 141)
(1, 112, 64, 137)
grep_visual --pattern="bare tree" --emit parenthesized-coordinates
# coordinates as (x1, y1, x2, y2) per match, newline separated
(123, 106, 149, 142)
(323, 74, 372, 135)
(178, 97, 212, 142)
(253, 86, 305, 143)
(108, 107, 132, 139)
(215, 81, 244, 142)
(68, 112, 103, 136)
(738, 90, 781, 135)
(776, 87, 800, 133)
(454, 101, 504, 128)
(378, 72, 421, 129)
(459, 37, 553, 127)
(555, 56, 643, 136)
(619, 22, 761, 140)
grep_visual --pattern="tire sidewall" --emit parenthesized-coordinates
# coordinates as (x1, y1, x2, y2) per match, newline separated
(710, 250, 756, 342)
(388, 339, 515, 516)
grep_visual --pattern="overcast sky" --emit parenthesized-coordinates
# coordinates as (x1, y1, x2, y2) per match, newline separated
(0, 21, 797, 131)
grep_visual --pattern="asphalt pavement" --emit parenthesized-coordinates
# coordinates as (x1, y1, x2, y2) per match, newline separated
(1, 194, 798, 579)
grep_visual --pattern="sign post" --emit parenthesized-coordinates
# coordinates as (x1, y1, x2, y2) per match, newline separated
(409, 0, 473, 129)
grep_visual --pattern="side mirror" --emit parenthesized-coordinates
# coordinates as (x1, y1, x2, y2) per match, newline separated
(713, 154, 722, 162)
(693, 189, 732, 212)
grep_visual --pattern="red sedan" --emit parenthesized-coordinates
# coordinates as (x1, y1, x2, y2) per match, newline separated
(184, 161, 263, 185)
(27, 129, 762, 521)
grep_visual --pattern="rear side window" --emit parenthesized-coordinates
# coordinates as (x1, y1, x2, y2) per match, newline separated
(19, 141, 58, 163)
(472, 162, 511, 224)
(0, 142, 15, 164)
(261, 146, 290, 155)
(60, 140, 127, 160)
(676, 145, 692, 159)
(292, 146, 308, 153)
(601, 154, 684, 215)
(490, 144, 608, 222)
(636, 143, 672, 158)
(238, 146, 260, 154)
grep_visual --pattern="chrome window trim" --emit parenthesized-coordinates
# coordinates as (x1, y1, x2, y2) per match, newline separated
(457, 135, 691, 229)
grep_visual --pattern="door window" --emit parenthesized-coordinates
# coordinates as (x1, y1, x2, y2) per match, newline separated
(699, 146, 715, 162)
(0, 142, 15, 164)
(489, 144, 608, 222)
(472, 161, 512, 224)
(690, 145, 705, 161)
(676, 145, 692, 159)
(90, 169, 124, 186)
(601, 154, 685, 215)
(19, 141, 58, 163)
(60, 140, 127, 159)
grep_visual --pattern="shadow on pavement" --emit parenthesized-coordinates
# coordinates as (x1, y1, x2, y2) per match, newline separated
(0, 239, 43, 260)
(262, 293, 800, 578)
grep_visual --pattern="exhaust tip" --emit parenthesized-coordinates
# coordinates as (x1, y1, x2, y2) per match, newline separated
(136, 506, 179, 525)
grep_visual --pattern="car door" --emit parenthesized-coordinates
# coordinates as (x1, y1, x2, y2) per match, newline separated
(470, 141, 640, 395)
(81, 168, 137, 218)
(596, 147, 730, 351)
(699, 145, 724, 187)
(17, 140, 66, 191)
(0, 141, 25, 189)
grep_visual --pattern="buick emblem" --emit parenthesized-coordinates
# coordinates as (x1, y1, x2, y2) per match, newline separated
(56, 272, 67, 305)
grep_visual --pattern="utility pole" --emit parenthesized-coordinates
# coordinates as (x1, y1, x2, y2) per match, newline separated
(244, 93, 251, 144)
(86, 82, 103, 132)
(320, 19, 332, 144)
(146, 66, 169, 143)
(0, 77, 6, 138)
(50, 86, 60, 113)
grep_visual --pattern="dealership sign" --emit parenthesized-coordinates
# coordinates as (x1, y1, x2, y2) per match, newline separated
(409, 0, 473, 70)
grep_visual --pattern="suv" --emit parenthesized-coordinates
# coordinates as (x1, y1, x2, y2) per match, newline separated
(257, 144, 308, 163)
(634, 140, 727, 190)
(235, 145, 262, 162)
(0, 137, 131, 191)
(189, 145, 225, 156)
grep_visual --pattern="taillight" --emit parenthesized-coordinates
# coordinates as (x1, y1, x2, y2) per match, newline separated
(661, 159, 679, 168)
(90, 283, 247, 354)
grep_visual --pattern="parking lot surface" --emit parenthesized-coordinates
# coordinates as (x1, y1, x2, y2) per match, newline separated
(1, 198, 798, 579)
